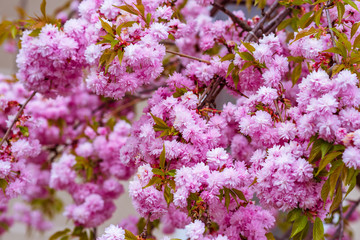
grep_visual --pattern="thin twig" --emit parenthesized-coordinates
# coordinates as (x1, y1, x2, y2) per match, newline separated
(244, 0, 280, 42)
(165, 50, 211, 64)
(325, 0, 340, 65)
(212, 2, 252, 31)
(264, 7, 292, 34)
(93, 227, 97, 239)
(140, 214, 151, 239)
(0, 91, 36, 148)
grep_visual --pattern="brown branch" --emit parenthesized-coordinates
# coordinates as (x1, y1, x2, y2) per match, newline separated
(212, 2, 252, 31)
(325, 0, 340, 65)
(165, 50, 211, 64)
(198, 76, 226, 109)
(140, 214, 151, 239)
(264, 7, 292, 35)
(0, 91, 36, 148)
(338, 179, 344, 240)
(244, 0, 280, 42)
(330, 196, 360, 240)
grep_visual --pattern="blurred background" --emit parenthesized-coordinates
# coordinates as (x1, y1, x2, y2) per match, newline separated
(1, 1, 360, 240)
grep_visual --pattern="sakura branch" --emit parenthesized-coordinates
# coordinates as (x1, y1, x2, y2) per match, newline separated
(0, 91, 36, 148)
(211, 2, 252, 31)
(165, 49, 211, 64)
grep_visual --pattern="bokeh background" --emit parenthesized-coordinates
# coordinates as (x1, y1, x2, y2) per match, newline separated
(1, 1, 360, 239)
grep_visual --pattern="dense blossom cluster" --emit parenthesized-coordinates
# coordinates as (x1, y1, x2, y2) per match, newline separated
(1, 0, 360, 239)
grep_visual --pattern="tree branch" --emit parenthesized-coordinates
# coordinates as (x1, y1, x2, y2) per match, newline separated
(325, 0, 340, 65)
(166, 50, 211, 64)
(212, 2, 252, 31)
(264, 7, 292, 35)
(330, 196, 360, 240)
(244, 0, 280, 42)
(198, 76, 226, 109)
(0, 91, 37, 148)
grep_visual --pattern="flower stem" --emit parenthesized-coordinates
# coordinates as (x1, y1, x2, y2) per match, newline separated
(0, 91, 37, 148)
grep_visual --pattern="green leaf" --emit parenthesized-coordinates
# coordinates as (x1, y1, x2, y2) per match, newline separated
(323, 47, 343, 56)
(124, 229, 137, 240)
(314, 8, 323, 26)
(241, 40, 255, 52)
(49, 229, 71, 240)
(277, 18, 293, 31)
(150, 113, 168, 129)
(29, 28, 41, 37)
(221, 53, 235, 62)
(265, 232, 275, 240)
(152, 168, 165, 176)
(167, 169, 176, 177)
(313, 217, 324, 240)
(291, 63, 302, 86)
(329, 163, 343, 199)
(99, 18, 114, 36)
(321, 179, 330, 203)
(316, 152, 342, 176)
(291, 215, 308, 238)
(18, 125, 29, 137)
(343, 0, 359, 11)
(142, 176, 161, 189)
(146, 13, 152, 25)
(116, 21, 137, 35)
(320, 141, 332, 158)
(224, 188, 230, 210)
(232, 66, 240, 88)
(299, 11, 314, 29)
(345, 172, 357, 198)
(287, 208, 302, 222)
(232, 188, 247, 202)
(238, 52, 255, 61)
(10, 25, 17, 39)
(354, 34, 360, 49)
(0, 179, 8, 194)
(291, 27, 318, 44)
(164, 185, 174, 206)
(173, 87, 187, 98)
(308, 139, 324, 163)
(160, 144, 166, 169)
(329, 182, 343, 213)
(351, 22, 360, 39)
(40, 0, 47, 18)
(114, 5, 138, 15)
(337, 2, 345, 23)
(117, 50, 124, 65)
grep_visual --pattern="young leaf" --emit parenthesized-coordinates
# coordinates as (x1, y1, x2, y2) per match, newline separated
(224, 188, 230, 210)
(316, 152, 342, 176)
(99, 18, 114, 36)
(0, 179, 8, 194)
(142, 176, 161, 189)
(291, 215, 308, 238)
(221, 53, 235, 62)
(313, 217, 324, 240)
(265, 232, 276, 240)
(337, 2, 345, 23)
(329, 183, 343, 213)
(159, 144, 166, 169)
(241, 40, 255, 52)
(124, 229, 137, 240)
(343, 0, 359, 12)
(291, 63, 302, 86)
(321, 179, 330, 203)
(49, 229, 71, 240)
(238, 52, 254, 61)
(40, 0, 47, 18)
(232, 188, 247, 202)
